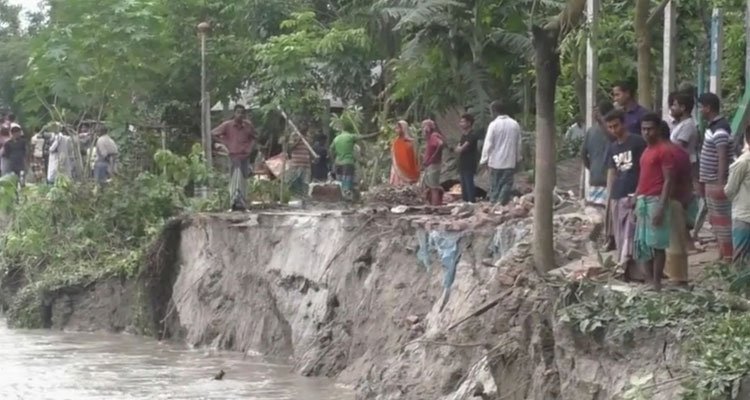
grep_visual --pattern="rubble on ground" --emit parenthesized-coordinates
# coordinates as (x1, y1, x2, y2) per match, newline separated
(363, 184, 425, 206)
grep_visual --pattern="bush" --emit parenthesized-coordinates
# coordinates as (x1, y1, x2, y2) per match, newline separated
(0, 146, 228, 327)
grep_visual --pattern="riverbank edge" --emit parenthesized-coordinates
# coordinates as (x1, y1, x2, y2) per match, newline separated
(1, 209, 746, 399)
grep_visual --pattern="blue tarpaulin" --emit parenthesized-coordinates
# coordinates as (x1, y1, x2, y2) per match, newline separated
(417, 230, 462, 306)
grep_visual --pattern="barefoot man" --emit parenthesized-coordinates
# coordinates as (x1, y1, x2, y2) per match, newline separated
(634, 113, 674, 291)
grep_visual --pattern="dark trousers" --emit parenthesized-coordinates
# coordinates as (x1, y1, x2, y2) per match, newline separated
(459, 169, 476, 202)
(489, 168, 514, 205)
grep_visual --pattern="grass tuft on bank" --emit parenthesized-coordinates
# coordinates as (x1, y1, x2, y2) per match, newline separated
(558, 278, 750, 399)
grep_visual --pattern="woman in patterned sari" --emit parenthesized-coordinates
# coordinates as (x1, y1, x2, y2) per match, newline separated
(389, 120, 420, 186)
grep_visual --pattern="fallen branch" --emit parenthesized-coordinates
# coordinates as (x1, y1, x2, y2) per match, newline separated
(403, 339, 492, 349)
(322, 215, 376, 279)
(448, 291, 513, 331)
(638, 374, 690, 392)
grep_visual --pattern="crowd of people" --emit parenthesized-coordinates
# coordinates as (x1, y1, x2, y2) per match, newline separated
(211, 101, 525, 211)
(581, 80, 747, 291)
(0, 113, 119, 186)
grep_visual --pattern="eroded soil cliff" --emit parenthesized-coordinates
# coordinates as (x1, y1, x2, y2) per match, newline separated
(1, 206, 690, 399)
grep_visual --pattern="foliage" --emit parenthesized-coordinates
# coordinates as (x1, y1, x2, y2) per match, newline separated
(558, 281, 750, 398)
(380, 0, 533, 125)
(249, 9, 373, 122)
(0, 147, 234, 328)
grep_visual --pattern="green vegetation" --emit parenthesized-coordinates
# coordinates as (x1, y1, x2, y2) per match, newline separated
(0, 147, 223, 327)
(3, 0, 750, 395)
(559, 279, 750, 399)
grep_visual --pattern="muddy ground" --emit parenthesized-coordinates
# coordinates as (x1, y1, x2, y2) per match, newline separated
(0, 192, 716, 399)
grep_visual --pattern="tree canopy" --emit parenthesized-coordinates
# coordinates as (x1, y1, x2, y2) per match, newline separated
(0, 0, 746, 134)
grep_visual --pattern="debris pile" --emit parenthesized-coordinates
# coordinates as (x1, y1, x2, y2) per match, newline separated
(363, 184, 425, 206)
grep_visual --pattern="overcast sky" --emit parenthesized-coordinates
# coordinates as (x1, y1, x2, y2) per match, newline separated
(9, 0, 40, 12)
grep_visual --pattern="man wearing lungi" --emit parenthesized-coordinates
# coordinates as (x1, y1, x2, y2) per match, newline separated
(698, 93, 734, 262)
(634, 113, 675, 291)
(605, 109, 647, 279)
(662, 120, 694, 285)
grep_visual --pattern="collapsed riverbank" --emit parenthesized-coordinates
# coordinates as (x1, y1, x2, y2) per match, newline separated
(3, 198, 750, 399)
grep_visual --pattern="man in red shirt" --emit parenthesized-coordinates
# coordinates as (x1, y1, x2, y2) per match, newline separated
(634, 113, 674, 291)
(212, 104, 257, 211)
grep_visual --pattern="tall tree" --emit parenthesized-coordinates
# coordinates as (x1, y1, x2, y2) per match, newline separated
(634, 0, 669, 108)
(532, 0, 586, 272)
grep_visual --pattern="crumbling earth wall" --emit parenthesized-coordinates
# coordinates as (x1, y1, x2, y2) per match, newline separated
(2, 207, 685, 399)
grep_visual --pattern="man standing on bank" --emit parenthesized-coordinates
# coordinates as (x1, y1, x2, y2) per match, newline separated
(605, 109, 647, 278)
(612, 80, 648, 136)
(698, 93, 734, 262)
(455, 114, 480, 203)
(582, 100, 615, 207)
(212, 104, 257, 212)
(480, 100, 523, 205)
(633, 113, 675, 291)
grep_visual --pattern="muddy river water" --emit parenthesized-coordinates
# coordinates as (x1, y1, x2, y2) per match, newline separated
(0, 318, 353, 400)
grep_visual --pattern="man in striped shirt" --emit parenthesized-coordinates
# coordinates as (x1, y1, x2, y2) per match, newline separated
(698, 92, 734, 261)
(287, 127, 314, 198)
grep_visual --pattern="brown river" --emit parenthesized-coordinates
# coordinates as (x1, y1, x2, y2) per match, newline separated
(0, 318, 353, 400)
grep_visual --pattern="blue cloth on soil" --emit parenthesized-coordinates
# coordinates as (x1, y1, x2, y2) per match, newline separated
(416, 230, 462, 290)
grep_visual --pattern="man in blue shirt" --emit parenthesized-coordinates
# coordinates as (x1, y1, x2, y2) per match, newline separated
(612, 80, 649, 136)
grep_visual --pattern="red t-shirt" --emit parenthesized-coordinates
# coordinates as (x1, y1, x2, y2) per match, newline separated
(669, 144, 693, 206)
(423, 133, 443, 166)
(636, 142, 674, 196)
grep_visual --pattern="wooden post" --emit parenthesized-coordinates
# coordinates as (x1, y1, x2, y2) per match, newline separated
(709, 8, 723, 95)
(662, 0, 676, 121)
(582, 0, 599, 199)
(584, 0, 599, 130)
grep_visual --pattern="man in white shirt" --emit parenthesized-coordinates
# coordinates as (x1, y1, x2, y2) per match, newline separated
(480, 100, 523, 205)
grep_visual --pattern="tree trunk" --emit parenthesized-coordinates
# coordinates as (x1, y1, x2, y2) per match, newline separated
(532, 26, 560, 273)
(635, 0, 653, 108)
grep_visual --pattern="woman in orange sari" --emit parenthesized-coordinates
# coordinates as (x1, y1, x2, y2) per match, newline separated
(390, 120, 420, 186)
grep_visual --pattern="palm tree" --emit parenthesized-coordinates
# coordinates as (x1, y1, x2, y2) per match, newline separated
(375, 0, 534, 124)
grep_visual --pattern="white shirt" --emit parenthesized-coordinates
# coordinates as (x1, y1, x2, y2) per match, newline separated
(480, 115, 523, 170)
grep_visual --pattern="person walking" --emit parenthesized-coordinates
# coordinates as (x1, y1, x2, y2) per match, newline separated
(480, 101, 523, 205)
(455, 114, 480, 202)
(212, 104, 257, 212)
(605, 109, 648, 278)
(389, 120, 420, 187)
(612, 81, 649, 136)
(725, 129, 750, 267)
(698, 92, 734, 262)
(633, 113, 675, 291)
